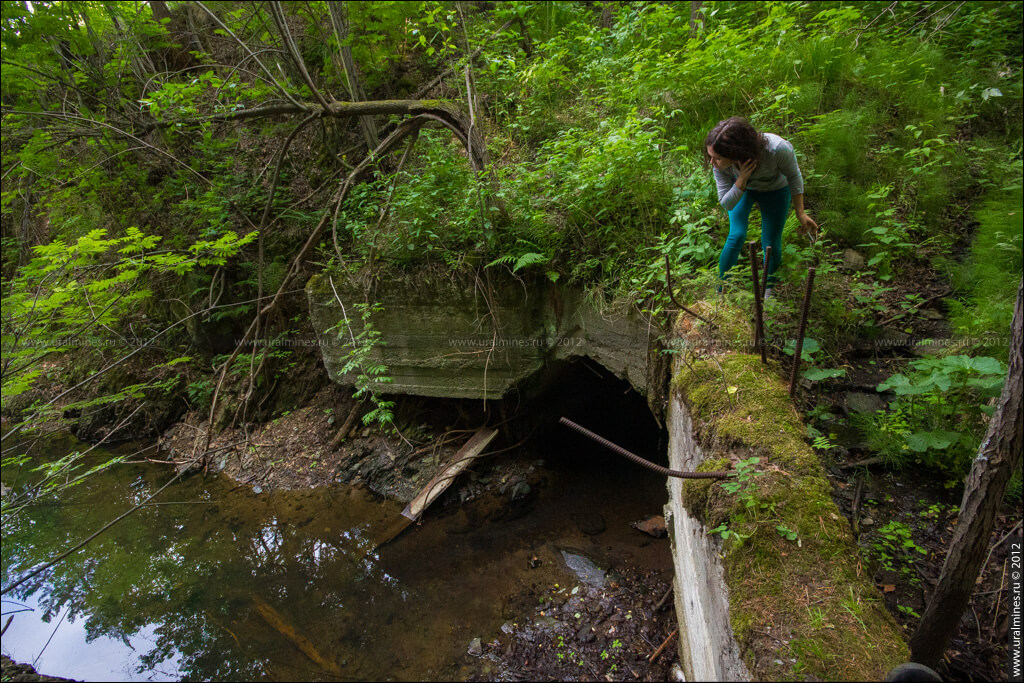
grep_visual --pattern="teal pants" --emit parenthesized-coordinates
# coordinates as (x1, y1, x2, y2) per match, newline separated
(718, 185, 791, 282)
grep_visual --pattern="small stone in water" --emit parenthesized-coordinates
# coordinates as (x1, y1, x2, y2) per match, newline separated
(468, 638, 483, 656)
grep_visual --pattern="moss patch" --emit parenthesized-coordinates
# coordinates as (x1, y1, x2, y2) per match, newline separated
(673, 351, 908, 681)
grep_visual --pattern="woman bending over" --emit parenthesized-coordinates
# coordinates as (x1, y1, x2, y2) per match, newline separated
(704, 117, 818, 287)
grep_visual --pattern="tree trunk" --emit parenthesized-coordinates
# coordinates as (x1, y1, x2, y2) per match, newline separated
(327, 1, 379, 151)
(690, 0, 705, 33)
(17, 172, 36, 266)
(150, 1, 172, 24)
(909, 278, 1024, 667)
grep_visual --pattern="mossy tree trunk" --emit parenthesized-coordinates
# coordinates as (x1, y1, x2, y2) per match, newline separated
(326, 1, 379, 151)
(909, 278, 1024, 667)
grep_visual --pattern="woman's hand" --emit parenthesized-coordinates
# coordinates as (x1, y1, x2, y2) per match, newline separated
(736, 159, 757, 190)
(796, 211, 819, 238)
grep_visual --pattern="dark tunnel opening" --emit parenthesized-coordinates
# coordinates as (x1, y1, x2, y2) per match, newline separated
(510, 355, 666, 473)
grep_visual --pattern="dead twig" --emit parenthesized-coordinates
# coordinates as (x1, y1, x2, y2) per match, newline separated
(648, 627, 678, 663)
(851, 477, 865, 538)
(329, 401, 365, 450)
(664, 255, 711, 324)
(654, 585, 674, 612)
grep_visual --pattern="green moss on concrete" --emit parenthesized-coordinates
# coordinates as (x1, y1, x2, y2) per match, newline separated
(672, 352, 908, 681)
(672, 297, 753, 354)
(682, 456, 729, 526)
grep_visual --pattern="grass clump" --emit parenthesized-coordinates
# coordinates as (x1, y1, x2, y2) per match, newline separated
(948, 187, 1024, 362)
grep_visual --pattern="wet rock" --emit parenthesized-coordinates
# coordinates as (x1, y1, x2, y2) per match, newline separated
(842, 249, 866, 271)
(468, 638, 483, 656)
(630, 515, 667, 538)
(534, 616, 558, 630)
(861, 517, 875, 526)
(560, 548, 607, 587)
(921, 308, 945, 320)
(511, 481, 531, 500)
(577, 623, 596, 643)
(574, 512, 606, 536)
(844, 391, 886, 415)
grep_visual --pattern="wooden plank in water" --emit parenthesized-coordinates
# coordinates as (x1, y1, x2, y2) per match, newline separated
(402, 426, 498, 521)
(252, 596, 342, 676)
(371, 427, 498, 550)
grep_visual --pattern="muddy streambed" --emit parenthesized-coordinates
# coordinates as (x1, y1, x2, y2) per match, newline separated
(1, 429, 674, 681)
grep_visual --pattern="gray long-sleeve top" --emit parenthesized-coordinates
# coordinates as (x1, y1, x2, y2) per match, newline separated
(712, 133, 805, 211)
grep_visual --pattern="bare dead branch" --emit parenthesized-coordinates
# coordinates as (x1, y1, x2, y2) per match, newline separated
(193, 0, 305, 110)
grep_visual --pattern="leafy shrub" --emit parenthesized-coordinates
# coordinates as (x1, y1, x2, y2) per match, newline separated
(854, 355, 1006, 477)
(948, 187, 1024, 361)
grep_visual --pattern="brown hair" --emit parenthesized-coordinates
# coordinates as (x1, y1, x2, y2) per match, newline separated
(702, 117, 766, 168)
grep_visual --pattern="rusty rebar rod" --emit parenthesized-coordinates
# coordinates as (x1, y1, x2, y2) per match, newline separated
(788, 265, 817, 398)
(559, 417, 731, 479)
(664, 255, 711, 324)
(748, 241, 767, 364)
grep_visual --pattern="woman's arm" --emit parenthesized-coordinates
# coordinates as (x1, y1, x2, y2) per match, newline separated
(791, 193, 819, 235)
(713, 160, 758, 211)
(713, 167, 743, 211)
(776, 139, 818, 236)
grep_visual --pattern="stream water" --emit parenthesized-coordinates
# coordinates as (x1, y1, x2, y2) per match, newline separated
(1, 425, 671, 681)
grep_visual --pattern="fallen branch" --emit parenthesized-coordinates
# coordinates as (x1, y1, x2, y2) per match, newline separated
(839, 456, 886, 470)
(329, 401, 365, 450)
(252, 596, 342, 676)
(654, 585, 674, 612)
(879, 288, 952, 327)
(851, 477, 865, 538)
(648, 627, 678, 663)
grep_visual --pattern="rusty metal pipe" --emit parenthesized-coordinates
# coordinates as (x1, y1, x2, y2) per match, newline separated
(789, 265, 817, 398)
(748, 241, 767, 364)
(559, 417, 731, 479)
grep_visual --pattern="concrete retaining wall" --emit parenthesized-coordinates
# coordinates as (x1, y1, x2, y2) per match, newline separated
(665, 384, 750, 681)
(306, 271, 656, 399)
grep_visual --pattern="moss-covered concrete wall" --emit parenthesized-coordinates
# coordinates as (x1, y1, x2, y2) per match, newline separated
(306, 269, 657, 399)
(666, 310, 908, 681)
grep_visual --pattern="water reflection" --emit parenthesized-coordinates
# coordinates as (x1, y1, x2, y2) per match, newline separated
(2, 440, 407, 681)
(2, 430, 672, 681)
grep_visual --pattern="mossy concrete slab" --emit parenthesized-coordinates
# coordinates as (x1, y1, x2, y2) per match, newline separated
(306, 270, 656, 399)
(666, 306, 908, 681)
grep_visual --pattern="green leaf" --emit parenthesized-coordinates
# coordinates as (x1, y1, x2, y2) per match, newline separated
(905, 430, 960, 452)
(803, 367, 846, 381)
(783, 337, 819, 361)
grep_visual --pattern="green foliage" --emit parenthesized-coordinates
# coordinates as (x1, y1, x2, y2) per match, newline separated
(710, 456, 769, 547)
(948, 186, 1024, 360)
(864, 520, 927, 583)
(1, 444, 127, 523)
(720, 456, 764, 514)
(854, 354, 1006, 477)
(331, 301, 395, 430)
(1, 227, 255, 408)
